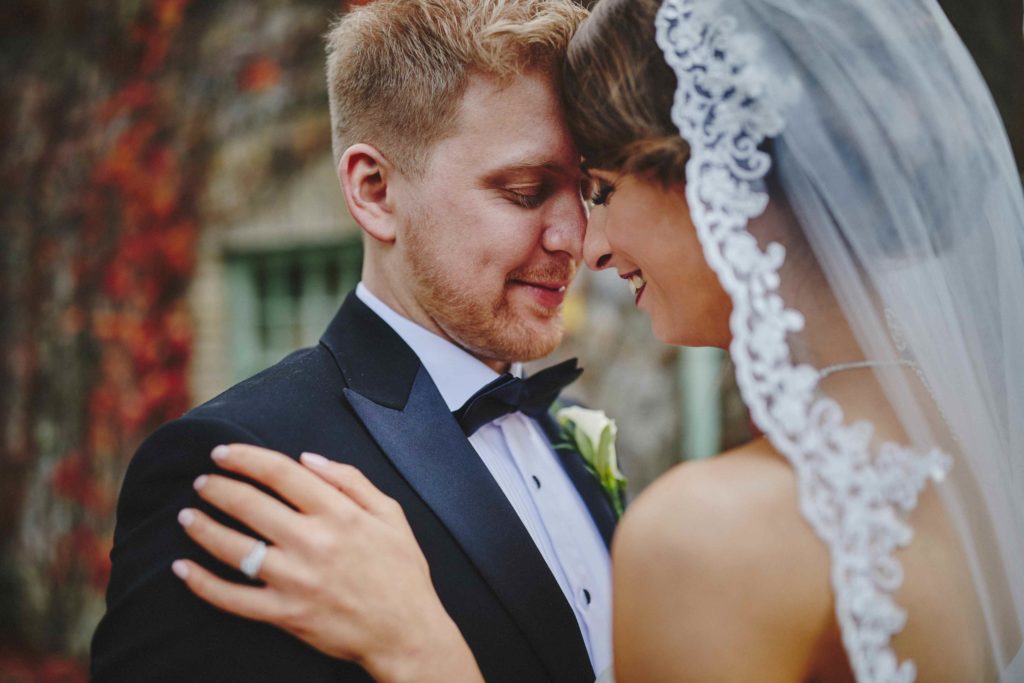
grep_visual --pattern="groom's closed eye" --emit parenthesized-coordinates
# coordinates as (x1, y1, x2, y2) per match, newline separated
(502, 184, 550, 209)
(482, 161, 579, 211)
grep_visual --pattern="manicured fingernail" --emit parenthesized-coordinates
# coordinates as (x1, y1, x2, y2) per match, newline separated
(211, 445, 230, 461)
(177, 508, 195, 527)
(193, 475, 208, 491)
(172, 560, 189, 580)
(300, 452, 329, 468)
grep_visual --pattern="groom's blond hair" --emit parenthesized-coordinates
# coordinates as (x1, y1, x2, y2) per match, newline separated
(326, 0, 587, 175)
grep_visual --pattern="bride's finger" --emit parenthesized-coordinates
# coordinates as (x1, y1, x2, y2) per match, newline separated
(211, 444, 358, 516)
(171, 558, 281, 623)
(177, 507, 285, 583)
(300, 453, 408, 524)
(194, 473, 303, 545)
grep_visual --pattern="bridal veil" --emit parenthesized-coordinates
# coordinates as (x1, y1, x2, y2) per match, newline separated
(654, 0, 1024, 680)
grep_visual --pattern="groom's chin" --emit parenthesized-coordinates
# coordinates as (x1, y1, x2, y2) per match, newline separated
(501, 316, 566, 363)
(457, 315, 565, 365)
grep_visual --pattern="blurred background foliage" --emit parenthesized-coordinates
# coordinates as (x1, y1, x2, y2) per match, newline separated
(0, 0, 1020, 680)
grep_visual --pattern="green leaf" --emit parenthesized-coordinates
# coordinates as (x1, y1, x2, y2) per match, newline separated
(596, 424, 614, 474)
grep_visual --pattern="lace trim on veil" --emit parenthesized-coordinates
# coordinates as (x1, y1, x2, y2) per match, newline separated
(653, 1, 952, 682)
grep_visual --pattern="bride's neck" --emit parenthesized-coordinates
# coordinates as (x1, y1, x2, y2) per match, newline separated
(791, 283, 868, 370)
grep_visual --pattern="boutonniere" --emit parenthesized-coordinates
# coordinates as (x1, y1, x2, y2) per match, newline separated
(554, 405, 627, 517)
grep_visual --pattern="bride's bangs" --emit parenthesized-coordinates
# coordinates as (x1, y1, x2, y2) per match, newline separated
(562, 0, 686, 184)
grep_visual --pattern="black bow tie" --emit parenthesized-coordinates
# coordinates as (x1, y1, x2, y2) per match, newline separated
(453, 358, 583, 436)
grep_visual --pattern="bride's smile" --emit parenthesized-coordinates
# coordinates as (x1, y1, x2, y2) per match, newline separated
(619, 269, 646, 303)
(583, 169, 732, 348)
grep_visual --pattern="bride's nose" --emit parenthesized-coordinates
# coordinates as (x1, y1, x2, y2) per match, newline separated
(583, 210, 613, 271)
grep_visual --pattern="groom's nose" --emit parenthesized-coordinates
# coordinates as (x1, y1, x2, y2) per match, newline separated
(540, 188, 586, 262)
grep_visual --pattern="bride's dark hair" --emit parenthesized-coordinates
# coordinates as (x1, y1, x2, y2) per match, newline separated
(562, 0, 688, 185)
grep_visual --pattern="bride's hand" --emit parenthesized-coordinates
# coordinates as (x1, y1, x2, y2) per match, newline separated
(171, 443, 483, 683)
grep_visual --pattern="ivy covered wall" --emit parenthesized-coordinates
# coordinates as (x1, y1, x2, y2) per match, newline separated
(0, 1, 339, 677)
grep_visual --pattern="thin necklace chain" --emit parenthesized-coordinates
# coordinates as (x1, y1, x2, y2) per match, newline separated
(817, 358, 919, 380)
(816, 357, 960, 465)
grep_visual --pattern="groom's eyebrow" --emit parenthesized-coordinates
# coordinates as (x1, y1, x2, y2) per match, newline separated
(481, 159, 582, 185)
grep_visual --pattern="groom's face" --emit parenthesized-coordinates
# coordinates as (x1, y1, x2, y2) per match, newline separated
(396, 71, 587, 364)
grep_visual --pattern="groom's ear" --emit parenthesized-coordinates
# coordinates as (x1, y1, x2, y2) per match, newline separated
(339, 143, 398, 244)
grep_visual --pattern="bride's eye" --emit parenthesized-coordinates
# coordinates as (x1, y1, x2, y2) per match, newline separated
(590, 181, 615, 206)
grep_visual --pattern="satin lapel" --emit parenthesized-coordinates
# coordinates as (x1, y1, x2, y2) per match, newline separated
(535, 412, 619, 549)
(319, 292, 420, 410)
(344, 367, 594, 683)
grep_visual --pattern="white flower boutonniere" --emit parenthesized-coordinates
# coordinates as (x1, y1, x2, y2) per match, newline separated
(555, 405, 627, 517)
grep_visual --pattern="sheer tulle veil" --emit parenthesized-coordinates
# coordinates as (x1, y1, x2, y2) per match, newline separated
(654, 0, 1024, 681)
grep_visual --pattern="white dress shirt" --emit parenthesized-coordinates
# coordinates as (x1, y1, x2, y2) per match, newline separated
(355, 283, 612, 675)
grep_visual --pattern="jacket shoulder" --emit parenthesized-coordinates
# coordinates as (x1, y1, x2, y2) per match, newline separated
(187, 345, 341, 434)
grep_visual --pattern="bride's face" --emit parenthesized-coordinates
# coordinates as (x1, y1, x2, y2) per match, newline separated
(583, 170, 732, 348)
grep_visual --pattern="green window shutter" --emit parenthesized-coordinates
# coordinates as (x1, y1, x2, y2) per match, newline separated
(225, 239, 363, 382)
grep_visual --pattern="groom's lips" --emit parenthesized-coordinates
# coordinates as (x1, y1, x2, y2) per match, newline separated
(510, 279, 569, 308)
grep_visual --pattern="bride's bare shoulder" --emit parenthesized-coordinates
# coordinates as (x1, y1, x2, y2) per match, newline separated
(615, 439, 820, 563)
(611, 440, 839, 682)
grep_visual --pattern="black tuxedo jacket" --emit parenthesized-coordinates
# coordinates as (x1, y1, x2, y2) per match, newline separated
(91, 292, 618, 683)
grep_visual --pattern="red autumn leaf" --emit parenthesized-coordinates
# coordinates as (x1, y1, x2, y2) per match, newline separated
(154, 0, 188, 29)
(38, 655, 89, 683)
(238, 57, 282, 93)
(51, 455, 101, 511)
(98, 81, 156, 123)
(161, 221, 197, 274)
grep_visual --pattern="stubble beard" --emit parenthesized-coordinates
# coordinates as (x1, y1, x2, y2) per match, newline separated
(405, 230, 571, 364)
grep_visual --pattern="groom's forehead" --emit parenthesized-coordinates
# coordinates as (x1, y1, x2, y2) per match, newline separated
(444, 71, 574, 149)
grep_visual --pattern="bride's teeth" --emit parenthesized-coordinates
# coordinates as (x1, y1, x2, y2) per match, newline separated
(628, 274, 646, 295)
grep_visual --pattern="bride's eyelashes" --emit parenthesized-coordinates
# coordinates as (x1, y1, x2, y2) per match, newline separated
(590, 180, 615, 207)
